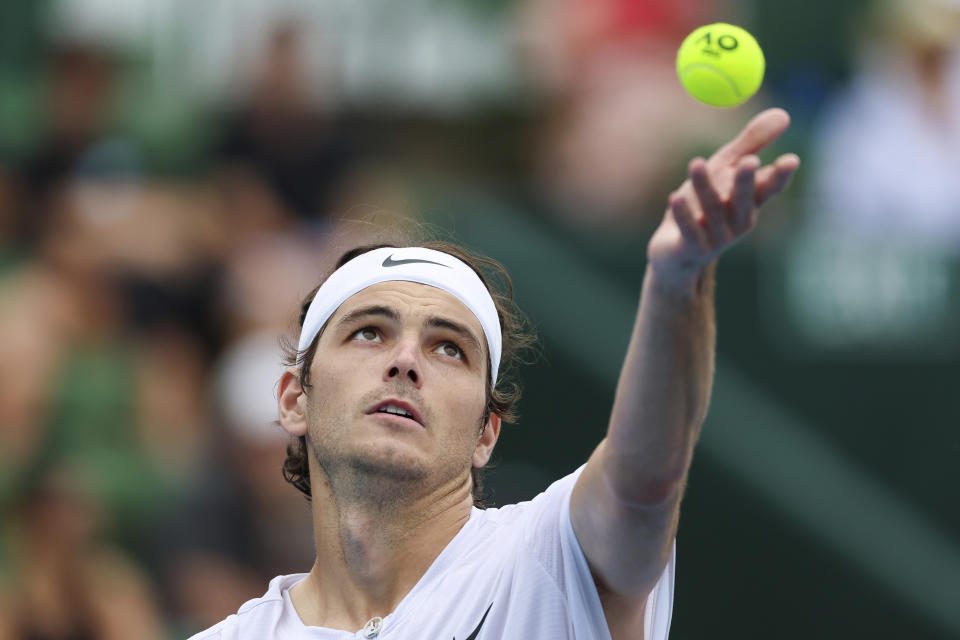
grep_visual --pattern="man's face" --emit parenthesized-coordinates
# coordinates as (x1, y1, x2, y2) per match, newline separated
(300, 281, 491, 497)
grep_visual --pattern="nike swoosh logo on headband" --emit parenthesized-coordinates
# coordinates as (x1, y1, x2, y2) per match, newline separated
(454, 603, 493, 640)
(382, 255, 451, 269)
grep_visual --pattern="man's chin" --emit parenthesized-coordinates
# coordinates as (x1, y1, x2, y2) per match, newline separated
(311, 440, 462, 504)
(346, 453, 428, 483)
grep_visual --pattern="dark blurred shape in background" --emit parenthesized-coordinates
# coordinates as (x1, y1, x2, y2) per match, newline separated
(214, 23, 360, 226)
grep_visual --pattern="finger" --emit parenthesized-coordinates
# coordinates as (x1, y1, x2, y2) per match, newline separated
(754, 153, 800, 192)
(668, 191, 706, 249)
(730, 155, 759, 232)
(689, 158, 728, 247)
(755, 153, 801, 205)
(713, 108, 791, 166)
(689, 157, 723, 212)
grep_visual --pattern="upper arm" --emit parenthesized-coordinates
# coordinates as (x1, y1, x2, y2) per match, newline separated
(570, 438, 680, 602)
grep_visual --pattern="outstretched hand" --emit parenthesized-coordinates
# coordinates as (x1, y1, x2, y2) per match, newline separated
(647, 108, 800, 293)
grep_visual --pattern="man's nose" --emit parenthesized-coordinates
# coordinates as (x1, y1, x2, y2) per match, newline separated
(385, 339, 421, 387)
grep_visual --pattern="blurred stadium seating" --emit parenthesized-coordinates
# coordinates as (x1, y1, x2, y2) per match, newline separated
(0, 1, 957, 638)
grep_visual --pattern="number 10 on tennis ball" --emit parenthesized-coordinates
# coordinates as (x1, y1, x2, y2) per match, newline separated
(676, 23, 765, 107)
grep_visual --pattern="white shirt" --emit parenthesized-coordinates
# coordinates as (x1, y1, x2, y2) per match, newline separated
(188, 466, 675, 640)
(809, 46, 960, 253)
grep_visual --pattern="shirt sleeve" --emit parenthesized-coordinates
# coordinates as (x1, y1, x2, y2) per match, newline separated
(518, 465, 676, 640)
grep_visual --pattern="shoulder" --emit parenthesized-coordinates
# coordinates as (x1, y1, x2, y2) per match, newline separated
(185, 574, 307, 640)
(478, 466, 584, 529)
(466, 468, 589, 593)
(488, 467, 676, 640)
(187, 623, 226, 640)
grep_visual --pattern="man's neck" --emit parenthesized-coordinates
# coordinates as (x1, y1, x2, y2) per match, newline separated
(289, 470, 475, 632)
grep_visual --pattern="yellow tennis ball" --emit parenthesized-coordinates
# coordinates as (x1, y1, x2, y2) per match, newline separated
(676, 23, 765, 107)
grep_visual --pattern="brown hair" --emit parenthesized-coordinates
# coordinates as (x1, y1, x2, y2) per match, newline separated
(280, 240, 537, 507)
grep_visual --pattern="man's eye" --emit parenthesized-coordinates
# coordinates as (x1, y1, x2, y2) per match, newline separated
(435, 342, 463, 359)
(352, 327, 381, 342)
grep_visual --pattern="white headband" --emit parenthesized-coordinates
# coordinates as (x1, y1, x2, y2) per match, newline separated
(298, 247, 502, 386)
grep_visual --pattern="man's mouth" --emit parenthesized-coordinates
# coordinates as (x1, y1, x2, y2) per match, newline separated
(369, 399, 423, 426)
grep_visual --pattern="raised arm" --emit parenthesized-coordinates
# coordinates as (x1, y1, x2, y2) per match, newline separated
(570, 109, 800, 627)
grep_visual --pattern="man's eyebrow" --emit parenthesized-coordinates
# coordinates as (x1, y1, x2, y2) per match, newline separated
(427, 316, 483, 357)
(333, 306, 484, 358)
(334, 305, 398, 330)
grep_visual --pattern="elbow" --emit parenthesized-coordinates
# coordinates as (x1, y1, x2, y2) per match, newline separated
(619, 478, 685, 510)
(606, 464, 687, 510)
(595, 438, 692, 509)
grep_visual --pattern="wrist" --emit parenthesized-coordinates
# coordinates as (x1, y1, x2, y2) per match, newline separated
(645, 260, 716, 304)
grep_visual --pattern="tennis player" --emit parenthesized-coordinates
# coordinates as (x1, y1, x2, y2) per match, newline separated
(189, 108, 799, 640)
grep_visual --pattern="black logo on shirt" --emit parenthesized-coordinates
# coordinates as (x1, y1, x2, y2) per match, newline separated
(454, 603, 492, 640)
(382, 255, 451, 269)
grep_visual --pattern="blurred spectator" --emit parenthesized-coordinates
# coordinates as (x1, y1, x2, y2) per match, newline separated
(0, 462, 166, 640)
(1, 159, 229, 581)
(0, 265, 81, 502)
(807, 0, 960, 252)
(160, 330, 313, 633)
(516, 0, 713, 94)
(216, 232, 332, 341)
(134, 328, 213, 479)
(215, 23, 360, 227)
(515, 0, 739, 229)
(11, 41, 137, 251)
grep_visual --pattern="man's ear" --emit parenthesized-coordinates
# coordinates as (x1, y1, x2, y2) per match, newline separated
(472, 413, 501, 468)
(278, 368, 308, 437)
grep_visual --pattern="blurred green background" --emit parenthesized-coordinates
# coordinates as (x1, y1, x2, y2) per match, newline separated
(1, 0, 958, 638)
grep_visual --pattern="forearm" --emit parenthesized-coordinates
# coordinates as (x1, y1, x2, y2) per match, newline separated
(570, 110, 797, 607)
(603, 261, 716, 505)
